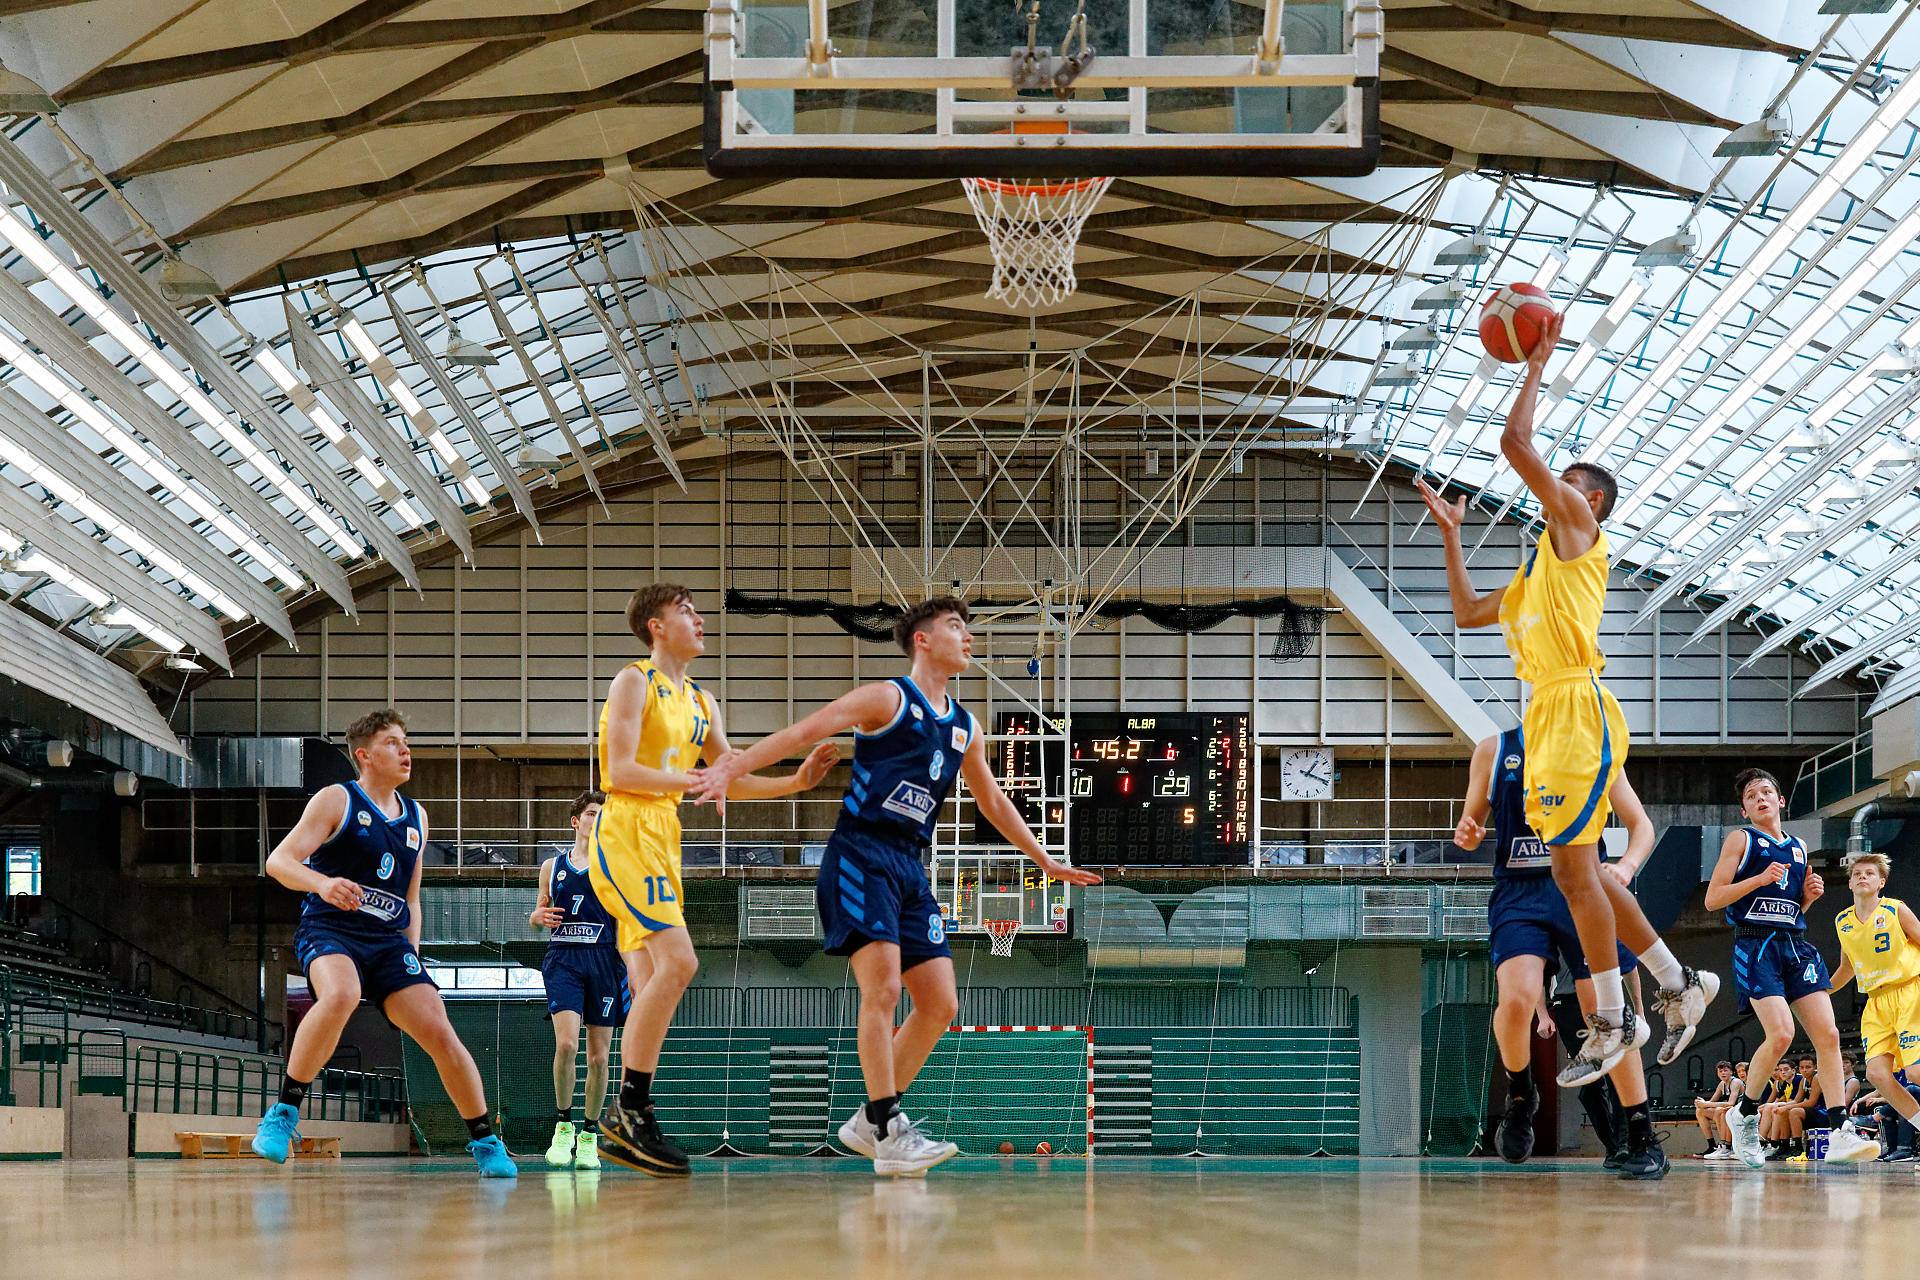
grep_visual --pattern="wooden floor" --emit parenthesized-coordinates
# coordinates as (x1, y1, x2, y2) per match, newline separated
(5, 1155, 1919, 1279)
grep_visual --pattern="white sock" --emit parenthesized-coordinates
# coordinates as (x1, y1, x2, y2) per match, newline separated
(1636, 940, 1685, 992)
(1591, 967, 1625, 1026)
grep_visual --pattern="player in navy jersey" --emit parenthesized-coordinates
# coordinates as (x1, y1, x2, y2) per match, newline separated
(695, 597, 1101, 1176)
(531, 789, 627, 1169)
(1704, 767, 1877, 1166)
(251, 708, 514, 1176)
(1454, 725, 1680, 1178)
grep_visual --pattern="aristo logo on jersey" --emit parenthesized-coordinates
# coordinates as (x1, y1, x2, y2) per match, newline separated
(552, 922, 604, 944)
(1507, 836, 1550, 869)
(881, 780, 938, 824)
(357, 887, 406, 923)
(1745, 897, 1800, 925)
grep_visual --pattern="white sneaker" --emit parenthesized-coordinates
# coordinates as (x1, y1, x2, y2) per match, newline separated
(1823, 1122, 1879, 1164)
(1556, 1008, 1648, 1089)
(1651, 968, 1721, 1066)
(872, 1113, 958, 1178)
(838, 1108, 880, 1158)
(1701, 1146, 1732, 1161)
(1729, 1109, 1765, 1169)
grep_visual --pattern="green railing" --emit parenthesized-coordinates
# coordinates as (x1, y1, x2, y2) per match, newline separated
(666, 983, 1356, 1030)
(74, 1027, 127, 1097)
(0, 965, 258, 1044)
(0, 1026, 65, 1108)
(1792, 727, 1876, 817)
(127, 1044, 405, 1123)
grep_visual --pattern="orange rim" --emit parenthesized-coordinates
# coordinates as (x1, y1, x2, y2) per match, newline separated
(965, 175, 1110, 198)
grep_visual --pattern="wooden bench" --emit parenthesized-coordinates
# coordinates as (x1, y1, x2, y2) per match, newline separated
(174, 1132, 341, 1160)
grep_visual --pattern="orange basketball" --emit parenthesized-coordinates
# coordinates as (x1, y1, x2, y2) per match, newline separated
(1478, 283, 1557, 364)
(998, 1141, 1015, 1154)
(1035, 1141, 1053, 1155)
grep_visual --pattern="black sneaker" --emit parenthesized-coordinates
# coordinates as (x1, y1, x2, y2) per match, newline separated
(1618, 1132, 1670, 1181)
(1496, 1090, 1537, 1164)
(1887, 1148, 1918, 1163)
(1763, 1142, 1794, 1163)
(597, 1102, 690, 1177)
(1603, 1146, 1628, 1172)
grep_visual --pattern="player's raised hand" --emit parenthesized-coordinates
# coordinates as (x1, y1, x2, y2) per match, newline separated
(1037, 855, 1102, 886)
(796, 742, 839, 790)
(1805, 870, 1825, 903)
(319, 876, 364, 912)
(1762, 860, 1790, 887)
(1525, 310, 1563, 377)
(533, 904, 565, 928)
(1416, 478, 1466, 537)
(1453, 812, 1485, 851)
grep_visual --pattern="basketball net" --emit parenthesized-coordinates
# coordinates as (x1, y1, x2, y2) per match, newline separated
(984, 918, 1022, 958)
(962, 174, 1113, 311)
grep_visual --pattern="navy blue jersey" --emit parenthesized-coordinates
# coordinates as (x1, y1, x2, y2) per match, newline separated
(1490, 726, 1551, 879)
(299, 781, 422, 935)
(544, 853, 618, 951)
(841, 676, 975, 845)
(1724, 826, 1808, 932)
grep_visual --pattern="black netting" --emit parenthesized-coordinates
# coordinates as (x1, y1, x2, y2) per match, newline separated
(724, 590, 1324, 662)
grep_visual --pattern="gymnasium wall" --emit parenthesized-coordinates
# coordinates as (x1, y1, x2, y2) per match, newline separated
(181, 459, 1865, 754)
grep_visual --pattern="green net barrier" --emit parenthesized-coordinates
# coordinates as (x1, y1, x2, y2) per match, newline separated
(825, 1028, 1092, 1155)
(403, 1001, 1364, 1156)
(1420, 1002, 1495, 1156)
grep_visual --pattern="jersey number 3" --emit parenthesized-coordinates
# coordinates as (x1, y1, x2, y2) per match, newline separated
(1877, 931, 1893, 954)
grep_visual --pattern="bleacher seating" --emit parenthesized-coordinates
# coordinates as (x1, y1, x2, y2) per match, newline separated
(0, 918, 265, 1047)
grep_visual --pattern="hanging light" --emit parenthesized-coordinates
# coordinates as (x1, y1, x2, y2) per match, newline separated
(1410, 280, 1469, 312)
(1390, 323, 1441, 351)
(1633, 228, 1698, 269)
(441, 324, 498, 368)
(1713, 115, 1791, 159)
(157, 256, 220, 305)
(0, 64, 56, 116)
(1433, 233, 1492, 267)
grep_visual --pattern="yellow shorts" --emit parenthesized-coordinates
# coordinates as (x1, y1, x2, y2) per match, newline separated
(588, 798, 686, 953)
(1521, 669, 1629, 848)
(1861, 979, 1920, 1070)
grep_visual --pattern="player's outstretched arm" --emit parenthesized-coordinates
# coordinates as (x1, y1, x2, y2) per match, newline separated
(1454, 735, 1495, 851)
(959, 736, 1101, 886)
(689, 681, 900, 809)
(1416, 479, 1505, 629)
(1602, 772, 1654, 885)
(1498, 312, 1600, 558)
(264, 785, 362, 912)
(698, 702, 839, 800)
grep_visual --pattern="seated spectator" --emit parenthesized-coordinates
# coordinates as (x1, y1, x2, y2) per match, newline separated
(1762, 1055, 1821, 1162)
(1710, 1061, 1752, 1154)
(1693, 1061, 1737, 1159)
(1868, 1072, 1920, 1162)
(1840, 1053, 1863, 1113)
(1756, 1060, 1798, 1158)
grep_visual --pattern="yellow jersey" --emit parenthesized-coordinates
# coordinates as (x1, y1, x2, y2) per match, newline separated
(1499, 526, 1611, 684)
(1837, 897, 1920, 993)
(597, 659, 712, 808)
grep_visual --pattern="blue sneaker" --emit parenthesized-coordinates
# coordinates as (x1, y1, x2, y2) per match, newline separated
(468, 1134, 518, 1179)
(250, 1103, 301, 1164)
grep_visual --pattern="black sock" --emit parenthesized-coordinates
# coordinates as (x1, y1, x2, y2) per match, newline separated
(1624, 1101, 1654, 1152)
(1737, 1092, 1759, 1116)
(1506, 1067, 1534, 1101)
(581, 1115, 599, 1133)
(465, 1113, 494, 1142)
(866, 1095, 902, 1130)
(556, 1107, 573, 1125)
(278, 1075, 309, 1109)
(620, 1068, 652, 1112)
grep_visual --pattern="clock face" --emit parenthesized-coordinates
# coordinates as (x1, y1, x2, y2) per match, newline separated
(1279, 748, 1333, 800)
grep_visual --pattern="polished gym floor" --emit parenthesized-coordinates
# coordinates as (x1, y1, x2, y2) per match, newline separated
(3, 1156, 1917, 1280)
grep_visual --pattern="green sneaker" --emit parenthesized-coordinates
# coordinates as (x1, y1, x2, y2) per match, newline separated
(544, 1121, 577, 1169)
(574, 1132, 601, 1170)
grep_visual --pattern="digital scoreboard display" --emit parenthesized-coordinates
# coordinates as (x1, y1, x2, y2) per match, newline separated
(987, 712, 1251, 865)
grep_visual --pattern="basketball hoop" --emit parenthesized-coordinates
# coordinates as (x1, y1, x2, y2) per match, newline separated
(984, 918, 1022, 958)
(962, 159, 1111, 311)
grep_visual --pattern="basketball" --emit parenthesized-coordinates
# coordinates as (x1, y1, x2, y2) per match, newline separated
(1035, 1141, 1053, 1155)
(999, 1141, 1014, 1154)
(1478, 283, 1558, 363)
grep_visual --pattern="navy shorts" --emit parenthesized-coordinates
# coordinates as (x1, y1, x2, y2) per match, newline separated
(1488, 874, 1636, 981)
(817, 823, 951, 969)
(542, 947, 630, 1027)
(1733, 931, 1830, 1009)
(294, 922, 435, 1009)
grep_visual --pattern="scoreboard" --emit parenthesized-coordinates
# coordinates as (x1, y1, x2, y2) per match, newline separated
(987, 711, 1251, 865)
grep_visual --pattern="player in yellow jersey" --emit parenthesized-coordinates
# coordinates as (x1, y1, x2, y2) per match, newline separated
(1420, 311, 1716, 1090)
(1830, 851, 1920, 1150)
(590, 583, 838, 1175)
